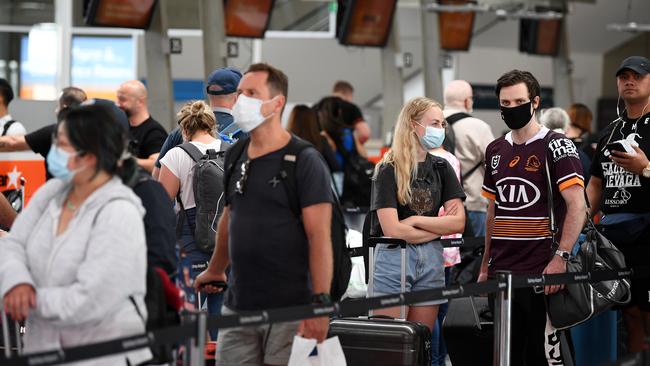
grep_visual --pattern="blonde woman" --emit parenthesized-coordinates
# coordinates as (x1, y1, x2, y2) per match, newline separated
(371, 97, 465, 329)
(158, 100, 224, 339)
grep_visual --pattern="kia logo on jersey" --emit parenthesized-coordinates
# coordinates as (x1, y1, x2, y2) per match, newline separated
(494, 177, 541, 210)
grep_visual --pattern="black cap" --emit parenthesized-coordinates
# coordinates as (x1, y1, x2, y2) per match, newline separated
(616, 56, 650, 77)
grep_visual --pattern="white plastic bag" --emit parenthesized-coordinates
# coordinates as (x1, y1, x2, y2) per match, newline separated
(287, 336, 347, 366)
(343, 229, 367, 299)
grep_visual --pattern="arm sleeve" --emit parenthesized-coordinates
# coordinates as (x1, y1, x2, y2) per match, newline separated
(370, 164, 398, 211)
(155, 128, 183, 168)
(296, 148, 334, 208)
(25, 124, 56, 156)
(7, 122, 27, 136)
(159, 146, 183, 179)
(35, 200, 147, 326)
(548, 137, 585, 191)
(481, 145, 497, 201)
(440, 159, 466, 203)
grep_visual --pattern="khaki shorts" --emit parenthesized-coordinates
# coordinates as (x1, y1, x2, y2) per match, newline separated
(216, 306, 301, 366)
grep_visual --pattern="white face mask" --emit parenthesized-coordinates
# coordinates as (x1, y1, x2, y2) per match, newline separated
(232, 94, 276, 133)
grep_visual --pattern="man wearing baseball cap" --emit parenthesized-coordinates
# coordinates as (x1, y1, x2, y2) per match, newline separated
(153, 67, 242, 178)
(587, 55, 650, 354)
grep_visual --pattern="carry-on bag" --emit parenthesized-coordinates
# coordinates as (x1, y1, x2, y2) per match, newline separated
(442, 296, 493, 365)
(329, 237, 431, 366)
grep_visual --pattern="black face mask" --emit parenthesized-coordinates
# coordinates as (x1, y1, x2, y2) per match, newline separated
(500, 101, 533, 130)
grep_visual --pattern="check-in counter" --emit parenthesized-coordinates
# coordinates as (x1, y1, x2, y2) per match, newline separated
(0, 152, 46, 207)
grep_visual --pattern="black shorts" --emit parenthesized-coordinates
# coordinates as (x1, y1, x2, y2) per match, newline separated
(620, 244, 650, 311)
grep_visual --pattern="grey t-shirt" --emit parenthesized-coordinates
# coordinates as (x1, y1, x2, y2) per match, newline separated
(370, 154, 466, 241)
(224, 140, 333, 311)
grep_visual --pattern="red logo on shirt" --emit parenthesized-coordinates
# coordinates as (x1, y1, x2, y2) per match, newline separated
(509, 156, 521, 168)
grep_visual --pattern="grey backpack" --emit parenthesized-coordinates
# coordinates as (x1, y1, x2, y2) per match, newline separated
(176, 142, 229, 253)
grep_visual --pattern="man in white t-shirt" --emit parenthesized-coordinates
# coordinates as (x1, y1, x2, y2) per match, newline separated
(0, 78, 27, 136)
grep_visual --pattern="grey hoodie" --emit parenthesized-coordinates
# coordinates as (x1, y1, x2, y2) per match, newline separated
(0, 177, 151, 365)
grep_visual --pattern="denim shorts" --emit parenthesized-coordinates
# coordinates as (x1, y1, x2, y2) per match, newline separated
(372, 241, 446, 306)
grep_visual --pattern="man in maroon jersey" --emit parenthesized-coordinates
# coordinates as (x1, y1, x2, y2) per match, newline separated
(478, 70, 586, 365)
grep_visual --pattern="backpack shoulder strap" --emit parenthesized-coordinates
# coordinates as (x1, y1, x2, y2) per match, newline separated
(2, 120, 16, 136)
(445, 112, 471, 125)
(278, 135, 313, 217)
(176, 142, 204, 162)
(223, 136, 251, 198)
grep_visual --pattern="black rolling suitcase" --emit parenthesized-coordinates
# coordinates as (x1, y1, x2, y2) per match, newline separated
(442, 296, 493, 366)
(329, 237, 431, 366)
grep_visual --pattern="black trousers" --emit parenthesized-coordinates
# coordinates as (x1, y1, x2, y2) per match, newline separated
(491, 287, 572, 365)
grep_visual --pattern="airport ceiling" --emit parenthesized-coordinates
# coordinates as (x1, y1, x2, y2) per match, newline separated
(0, 0, 647, 54)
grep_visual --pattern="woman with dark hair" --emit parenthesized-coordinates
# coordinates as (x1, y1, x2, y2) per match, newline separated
(0, 104, 151, 365)
(316, 97, 367, 195)
(286, 104, 339, 172)
(567, 103, 594, 156)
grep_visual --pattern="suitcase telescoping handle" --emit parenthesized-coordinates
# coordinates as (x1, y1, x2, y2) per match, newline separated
(2, 310, 22, 358)
(367, 237, 407, 319)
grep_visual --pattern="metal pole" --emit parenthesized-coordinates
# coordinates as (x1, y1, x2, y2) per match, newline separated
(495, 271, 512, 366)
(368, 246, 375, 317)
(1, 310, 12, 359)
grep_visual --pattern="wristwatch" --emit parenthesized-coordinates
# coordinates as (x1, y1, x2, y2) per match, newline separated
(554, 250, 571, 261)
(642, 162, 650, 178)
(311, 293, 332, 305)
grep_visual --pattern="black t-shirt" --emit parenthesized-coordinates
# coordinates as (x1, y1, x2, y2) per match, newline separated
(339, 99, 364, 128)
(25, 124, 56, 180)
(371, 154, 466, 241)
(130, 117, 168, 159)
(591, 112, 650, 214)
(224, 141, 334, 311)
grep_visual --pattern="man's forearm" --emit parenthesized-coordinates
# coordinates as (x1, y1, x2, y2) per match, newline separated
(481, 202, 495, 269)
(586, 177, 602, 217)
(208, 211, 230, 273)
(0, 136, 29, 152)
(558, 200, 586, 253)
(136, 158, 155, 173)
(309, 233, 333, 294)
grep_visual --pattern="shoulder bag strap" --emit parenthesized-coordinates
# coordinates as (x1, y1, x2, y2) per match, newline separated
(2, 120, 16, 136)
(445, 112, 471, 126)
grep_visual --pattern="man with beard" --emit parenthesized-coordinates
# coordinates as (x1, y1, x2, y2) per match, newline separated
(117, 80, 167, 173)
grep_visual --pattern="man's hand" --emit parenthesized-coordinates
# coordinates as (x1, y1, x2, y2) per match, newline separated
(543, 256, 567, 295)
(194, 270, 227, 294)
(477, 262, 489, 283)
(297, 316, 329, 343)
(3, 284, 36, 321)
(610, 146, 649, 176)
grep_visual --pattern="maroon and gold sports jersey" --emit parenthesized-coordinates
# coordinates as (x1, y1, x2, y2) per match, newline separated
(481, 127, 584, 274)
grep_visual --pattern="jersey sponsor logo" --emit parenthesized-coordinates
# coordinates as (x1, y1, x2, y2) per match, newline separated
(548, 138, 579, 162)
(605, 187, 632, 205)
(525, 155, 541, 172)
(491, 155, 501, 169)
(509, 156, 520, 168)
(601, 162, 641, 188)
(494, 177, 541, 211)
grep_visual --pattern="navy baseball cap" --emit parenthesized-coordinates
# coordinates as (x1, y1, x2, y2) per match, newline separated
(206, 67, 242, 96)
(616, 56, 650, 77)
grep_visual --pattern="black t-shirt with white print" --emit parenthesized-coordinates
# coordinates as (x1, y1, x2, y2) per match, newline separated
(591, 112, 650, 214)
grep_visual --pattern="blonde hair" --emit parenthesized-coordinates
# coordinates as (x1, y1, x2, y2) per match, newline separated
(177, 100, 216, 139)
(377, 97, 442, 205)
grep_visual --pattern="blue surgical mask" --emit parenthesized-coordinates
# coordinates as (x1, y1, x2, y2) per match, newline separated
(416, 122, 446, 150)
(46, 145, 75, 182)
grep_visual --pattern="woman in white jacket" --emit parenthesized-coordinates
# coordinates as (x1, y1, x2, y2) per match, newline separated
(0, 103, 151, 365)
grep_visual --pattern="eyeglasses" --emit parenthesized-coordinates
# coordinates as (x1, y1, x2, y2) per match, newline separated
(235, 160, 250, 195)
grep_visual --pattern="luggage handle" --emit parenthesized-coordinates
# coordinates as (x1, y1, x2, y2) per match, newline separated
(468, 296, 482, 331)
(368, 237, 407, 320)
(2, 310, 22, 358)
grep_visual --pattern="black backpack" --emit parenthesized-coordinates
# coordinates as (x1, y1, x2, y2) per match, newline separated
(225, 135, 352, 301)
(176, 142, 229, 253)
(333, 136, 374, 209)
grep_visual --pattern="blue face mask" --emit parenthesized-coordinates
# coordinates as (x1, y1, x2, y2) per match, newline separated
(46, 145, 75, 182)
(416, 123, 446, 150)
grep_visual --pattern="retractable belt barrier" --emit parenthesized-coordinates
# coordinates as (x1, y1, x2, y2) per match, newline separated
(3, 265, 648, 365)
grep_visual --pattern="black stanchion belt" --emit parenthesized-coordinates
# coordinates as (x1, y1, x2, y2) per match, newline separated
(3, 267, 647, 366)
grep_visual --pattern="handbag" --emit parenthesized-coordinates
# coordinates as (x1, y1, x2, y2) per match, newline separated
(543, 157, 631, 330)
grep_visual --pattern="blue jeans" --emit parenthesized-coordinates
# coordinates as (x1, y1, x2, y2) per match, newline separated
(431, 268, 451, 365)
(177, 207, 223, 340)
(467, 211, 487, 237)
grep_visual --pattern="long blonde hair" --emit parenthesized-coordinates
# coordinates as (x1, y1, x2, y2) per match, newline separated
(376, 97, 442, 206)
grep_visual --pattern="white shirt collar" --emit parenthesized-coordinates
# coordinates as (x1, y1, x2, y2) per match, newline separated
(213, 107, 232, 115)
(505, 126, 549, 146)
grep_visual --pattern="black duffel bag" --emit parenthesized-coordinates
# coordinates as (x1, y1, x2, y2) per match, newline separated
(545, 219, 630, 330)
